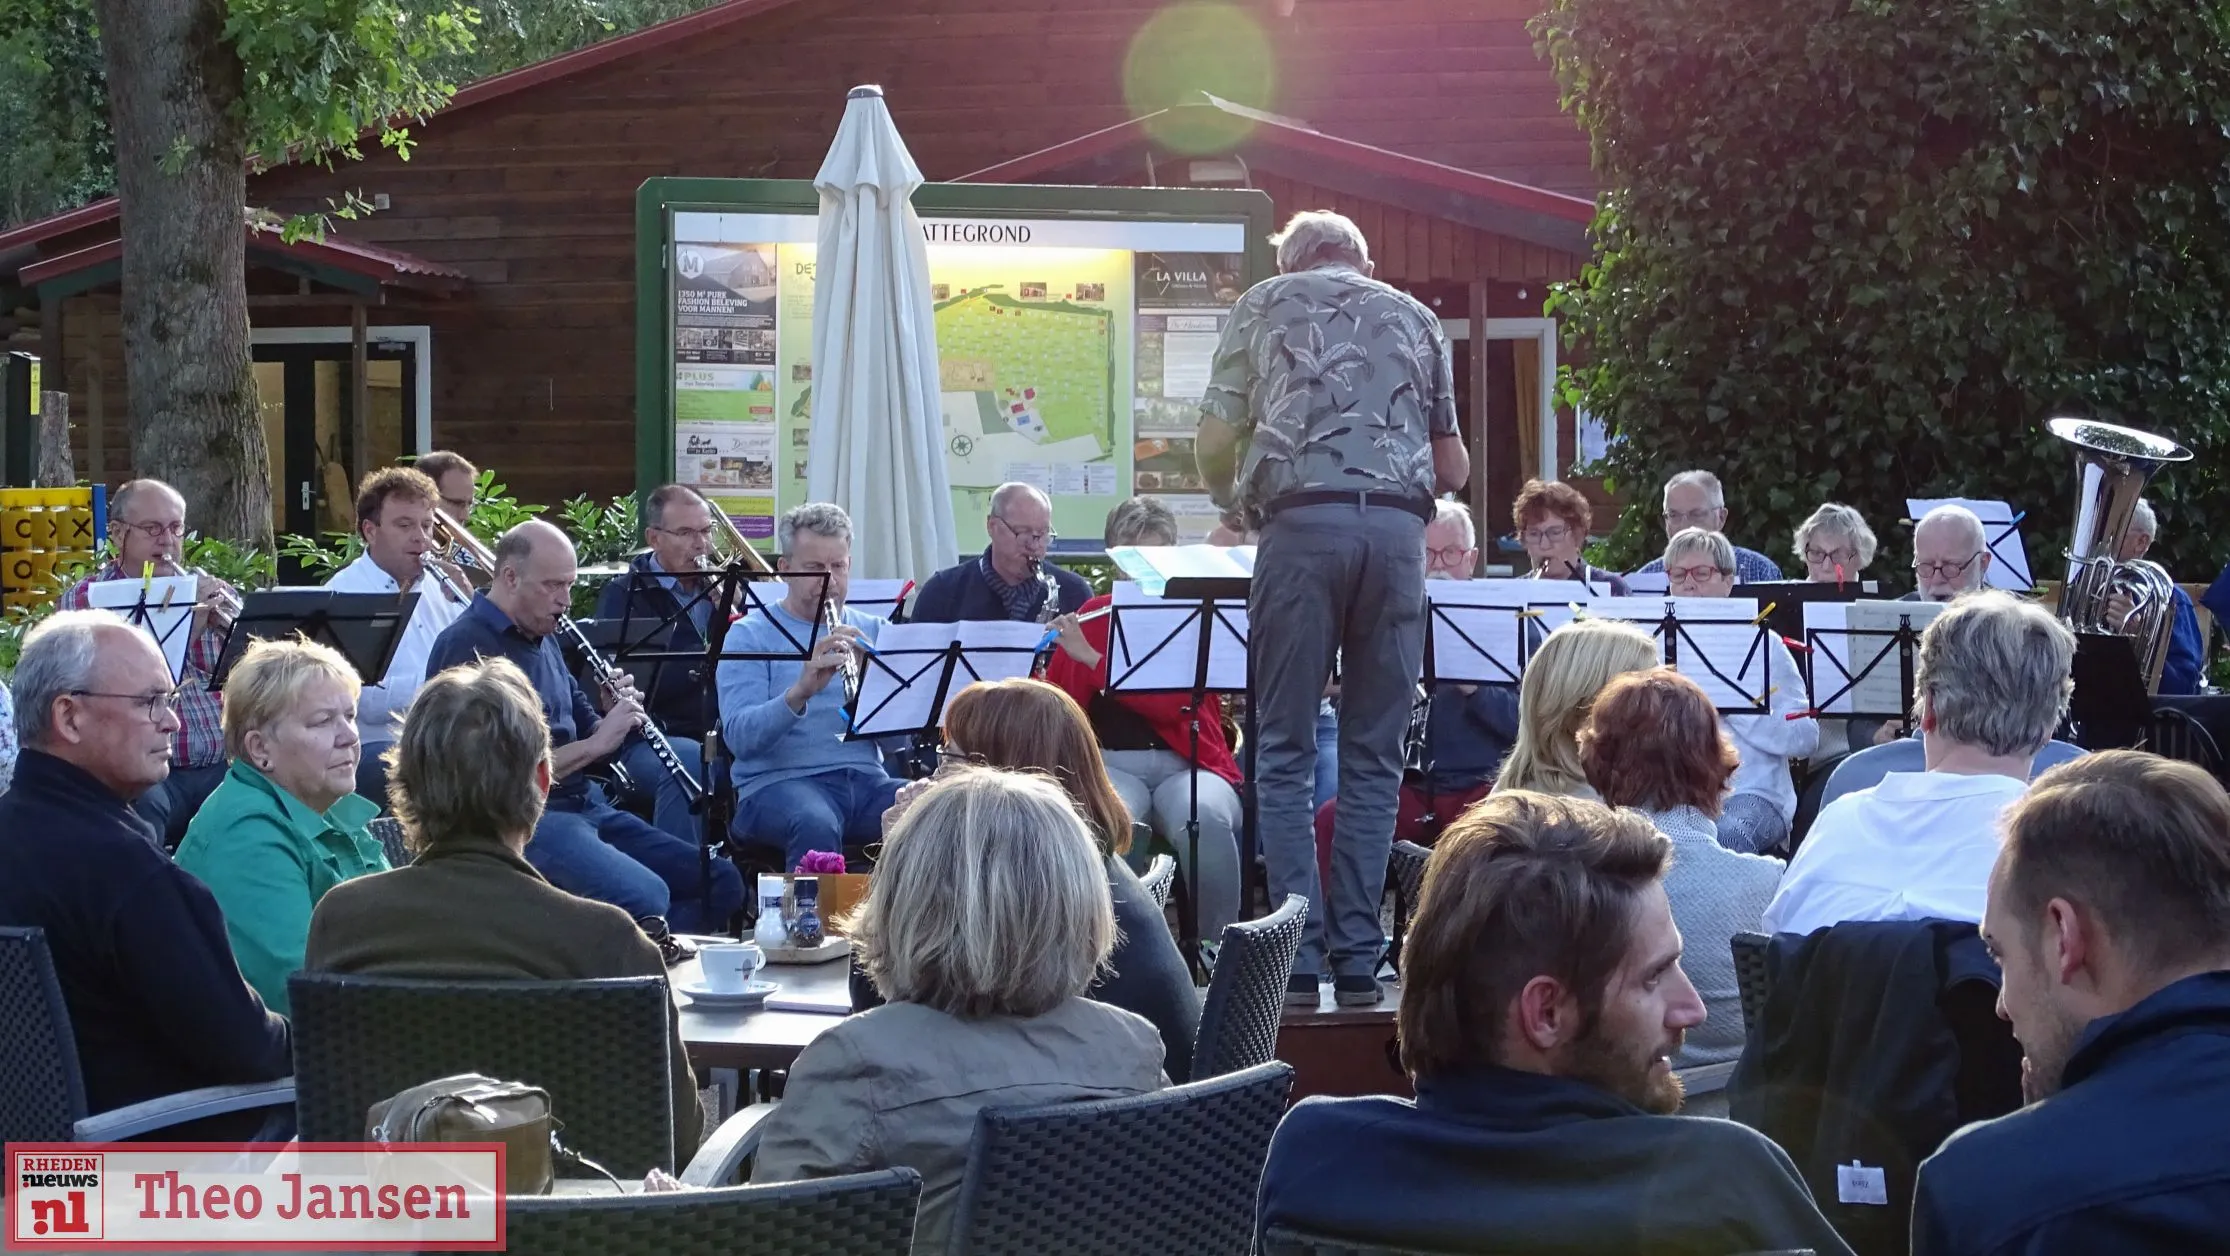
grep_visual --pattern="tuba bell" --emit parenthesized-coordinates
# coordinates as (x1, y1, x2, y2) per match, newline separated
(2048, 416, 2192, 693)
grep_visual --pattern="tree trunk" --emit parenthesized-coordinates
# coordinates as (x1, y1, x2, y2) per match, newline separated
(91, 0, 271, 547)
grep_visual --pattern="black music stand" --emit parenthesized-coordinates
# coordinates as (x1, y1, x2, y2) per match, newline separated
(842, 622, 1045, 746)
(1733, 581, 1878, 662)
(1803, 612, 1931, 732)
(210, 590, 415, 690)
(2069, 632, 2150, 750)
(1586, 601, 1774, 716)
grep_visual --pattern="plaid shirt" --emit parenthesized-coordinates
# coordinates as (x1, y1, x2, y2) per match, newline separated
(59, 563, 228, 769)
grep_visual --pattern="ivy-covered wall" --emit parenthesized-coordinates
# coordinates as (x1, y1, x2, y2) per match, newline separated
(1536, 0, 2230, 580)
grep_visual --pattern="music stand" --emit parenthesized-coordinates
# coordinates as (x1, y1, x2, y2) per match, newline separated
(2069, 632, 2150, 750)
(1802, 601, 1944, 731)
(1732, 581, 1878, 657)
(1582, 597, 1775, 715)
(843, 620, 1046, 744)
(211, 590, 416, 691)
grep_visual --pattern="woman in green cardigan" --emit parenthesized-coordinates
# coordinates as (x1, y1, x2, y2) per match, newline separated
(176, 637, 387, 1015)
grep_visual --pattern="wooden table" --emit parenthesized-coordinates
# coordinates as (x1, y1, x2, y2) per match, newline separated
(675, 957, 853, 1072)
(1274, 981, 1412, 1101)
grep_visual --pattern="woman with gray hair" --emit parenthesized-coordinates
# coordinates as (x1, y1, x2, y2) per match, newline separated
(1663, 528, 1819, 853)
(751, 766, 1165, 1251)
(1793, 503, 1878, 585)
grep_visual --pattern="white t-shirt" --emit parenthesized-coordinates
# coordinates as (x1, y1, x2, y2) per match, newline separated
(1761, 770, 2028, 935)
(325, 552, 469, 743)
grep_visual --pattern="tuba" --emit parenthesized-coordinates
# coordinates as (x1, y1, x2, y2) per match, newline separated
(2049, 417, 2192, 693)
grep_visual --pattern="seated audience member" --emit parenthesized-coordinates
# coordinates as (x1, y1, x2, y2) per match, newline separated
(1794, 502, 1878, 586)
(1631, 470, 1785, 582)
(2111, 497, 2203, 696)
(1664, 528, 1818, 853)
(1314, 499, 1514, 880)
(1047, 502, 1244, 941)
(175, 639, 387, 1016)
(1908, 504, 1993, 602)
(1514, 479, 1628, 594)
(1257, 791, 1851, 1255)
(592, 484, 724, 738)
(1764, 591, 2074, 935)
(1580, 669, 1781, 1068)
(425, 519, 738, 936)
(1491, 618, 1659, 798)
(0, 678, 15, 795)
(0, 612, 291, 1132)
(717, 502, 903, 867)
(910, 481, 1090, 623)
(323, 467, 471, 803)
(1914, 751, 2230, 1254)
(306, 657, 703, 1158)
(752, 767, 1164, 1252)
(866, 678, 1198, 1082)
(57, 478, 238, 846)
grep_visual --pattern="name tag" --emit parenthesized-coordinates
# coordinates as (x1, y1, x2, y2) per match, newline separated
(1836, 1161, 1889, 1206)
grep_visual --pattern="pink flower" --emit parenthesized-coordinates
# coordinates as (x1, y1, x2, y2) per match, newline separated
(794, 851, 848, 875)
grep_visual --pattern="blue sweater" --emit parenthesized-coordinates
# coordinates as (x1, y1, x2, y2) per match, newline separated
(1914, 970, 2230, 1256)
(1424, 682, 1520, 792)
(715, 601, 893, 802)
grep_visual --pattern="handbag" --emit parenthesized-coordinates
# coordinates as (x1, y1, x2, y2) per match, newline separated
(366, 1073, 556, 1196)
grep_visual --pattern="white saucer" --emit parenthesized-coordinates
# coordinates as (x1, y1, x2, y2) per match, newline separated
(679, 979, 779, 1007)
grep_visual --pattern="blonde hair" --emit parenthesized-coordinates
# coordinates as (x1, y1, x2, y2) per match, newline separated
(848, 765, 1114, 1018)
(220, 637, 363, 761)
(388, 659, 552, 856)
(1494, 618, 1659, 798)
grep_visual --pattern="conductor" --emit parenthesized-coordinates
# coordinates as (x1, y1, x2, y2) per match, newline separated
(1195, 210, 1468, 1008)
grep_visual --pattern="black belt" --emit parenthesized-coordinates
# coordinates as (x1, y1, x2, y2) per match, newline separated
(1262, 490, 1434, 523)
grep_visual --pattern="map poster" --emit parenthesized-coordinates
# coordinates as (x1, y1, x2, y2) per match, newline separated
(1133, 252, 1242, 542)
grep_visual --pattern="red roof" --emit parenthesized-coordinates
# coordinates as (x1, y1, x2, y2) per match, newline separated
(959, 95, 1596, 255)
(15, 218, 467, 293)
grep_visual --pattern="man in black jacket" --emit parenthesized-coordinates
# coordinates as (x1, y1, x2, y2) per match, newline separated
(592, 483, 723, 739)
(909, 481, 1088, 623)
(1258, 791, 1854, 1256)
(0, 611, 292, 1132)
(1914, 751, 2230, 1254)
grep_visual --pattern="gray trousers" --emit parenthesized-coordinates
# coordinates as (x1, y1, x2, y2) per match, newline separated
(1250, 503, 1427, 978)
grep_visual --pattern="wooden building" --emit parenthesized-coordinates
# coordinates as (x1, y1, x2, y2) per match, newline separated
(0, 0, 1599, 541)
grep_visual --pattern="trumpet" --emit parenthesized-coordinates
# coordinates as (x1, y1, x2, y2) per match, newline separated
(823, 591, 862, 708)
(432, 508, 705, 806)
(181, 566, 243, 623)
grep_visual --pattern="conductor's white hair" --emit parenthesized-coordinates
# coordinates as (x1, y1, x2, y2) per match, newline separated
(1271, 211, 1370, 273)
(1432, 499, 1476, 550)
(1663, 470, 1724, 509)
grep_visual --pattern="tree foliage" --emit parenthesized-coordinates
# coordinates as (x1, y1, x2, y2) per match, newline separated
(1535, 0, 2230, 579)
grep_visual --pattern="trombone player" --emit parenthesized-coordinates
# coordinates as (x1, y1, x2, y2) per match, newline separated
(590, 484, 727, 739)
(714, 502, 903, 870)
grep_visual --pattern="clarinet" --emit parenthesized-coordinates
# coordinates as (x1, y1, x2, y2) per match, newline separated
(1402, 683, 1433, 775)
(555, 612, 705, 806)
(822, 595, 861, 706)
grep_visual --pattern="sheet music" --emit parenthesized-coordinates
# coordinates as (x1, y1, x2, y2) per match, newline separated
(1804, 599, 1949, 715)
(87, 575, 199, 684)
(849, 619, 1045, 736)
(1428, 579, 1588, 684)
(1583, 596, 1770, 710)
(1105, 581, 1251, 692)
(1623, 570, 1671, 595)
(737, 577, 906, 624)
(1106, 545, 1256, 596)
(1907, 497, 2032, 590)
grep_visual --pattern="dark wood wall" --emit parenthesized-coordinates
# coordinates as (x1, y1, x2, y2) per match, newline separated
(245, 0, 1591, 508)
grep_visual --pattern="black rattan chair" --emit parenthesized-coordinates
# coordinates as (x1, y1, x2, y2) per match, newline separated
(290, 972, 680, 1177)
(1192, 893, 1307, 1078)
(366, 816, 409, 867)
(1140, 854, 1177, 911)
(2, 926, 293, 1142)
(491, 1169, 921, 1256)
(943, 1061, 1293, 1256)
(1732, 931, 1773, 1034)
(1384, 840, 1433, 974)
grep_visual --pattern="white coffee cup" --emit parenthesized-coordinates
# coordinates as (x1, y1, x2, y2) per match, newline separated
(699, 942, 765, 993)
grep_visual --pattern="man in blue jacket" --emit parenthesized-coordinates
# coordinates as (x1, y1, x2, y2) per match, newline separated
(592, 484, 723, 739)
(1913, 750, 2230, 1254)
(909, 482, 1089, 624)
(1258, 791, 1854, 1256)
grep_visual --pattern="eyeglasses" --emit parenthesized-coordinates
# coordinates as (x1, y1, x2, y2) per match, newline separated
(992, 517, 1056, 546)
(1427, 544, 1473, 568)
(68, 688, 184, 723)
(1521, 524, 1572, 547)
(121, 520, 186, 540)
(653, 525, 717, 543)
(1804, 546, 1859, 567)
(1914, 552, 1984, 581)
(1663, 508, 1721, 528)
(1667, 564, 1730, 583)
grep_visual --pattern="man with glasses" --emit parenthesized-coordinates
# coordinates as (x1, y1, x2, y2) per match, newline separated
(910, 481, 1089, 623)
(0, 611, 293, 1137)
(58, 478, 236, 846)
(1630, 470, 1784, 582)
(412, 450, 486, 587)
(1906, 504, 1993, 602)
(593, 484, 724, 739)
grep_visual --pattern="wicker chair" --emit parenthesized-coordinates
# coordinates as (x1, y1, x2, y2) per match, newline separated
(2, 926, 294, 1142)
(1732, 931, 1774, 1033)
(1384, 840, 1433, 974)
(943, 1061, 1293, 1256)
(1140, 854, 1177, 911)
(1192, 894, 1307, 1079)
(488, 1170, 922, 1256)
(366, 815, 409, 867)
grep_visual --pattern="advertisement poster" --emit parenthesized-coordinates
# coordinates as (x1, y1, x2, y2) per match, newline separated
(674, 240, 779, 536)
(1133, 251, 1243, 541)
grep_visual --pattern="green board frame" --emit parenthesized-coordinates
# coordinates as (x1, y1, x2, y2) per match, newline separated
(634, 177, 1275, 548)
